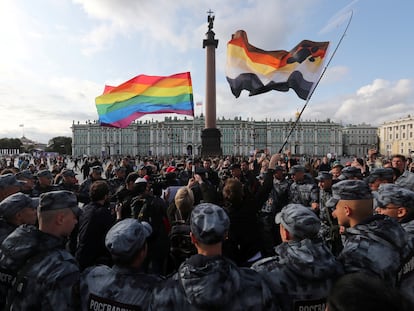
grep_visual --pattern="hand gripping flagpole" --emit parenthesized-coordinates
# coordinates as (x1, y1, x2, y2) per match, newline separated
(278, 10, 353, 154)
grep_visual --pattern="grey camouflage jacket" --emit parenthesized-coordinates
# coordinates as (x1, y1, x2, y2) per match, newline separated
(252, 238, 343, 311)
(0, 224, 79, 310)
(339, 214, 412, 287)
(151, 254, 279, 310)
(399, 217, 414, 305)
(288, 175, 319, 207)
(80, 264, 162, 311)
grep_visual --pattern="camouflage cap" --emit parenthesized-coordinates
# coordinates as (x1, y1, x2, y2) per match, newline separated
(327, 180, 372, 207)
(16, 170, 35, 180)
(190, 203, 230, 245)
(105, 218, 152, 260)
(0, 174, 25, 190)
(366, 168, 394, 183)
(0, 192, 39, 219)
(275, 204, 321, 240)
(375, 183, 414, 209)
(316, 171, 333, 181)
(38, 190, 81, 216)
(338, 166, 362, 180)
(61, 169, 77, 177)
(289, 165, 305, 174)
(36, 169, 53, 179)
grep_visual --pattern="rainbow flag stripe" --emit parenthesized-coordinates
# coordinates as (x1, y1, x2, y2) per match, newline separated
(226, 30, 329, 100)
(95, 72, 194, 128)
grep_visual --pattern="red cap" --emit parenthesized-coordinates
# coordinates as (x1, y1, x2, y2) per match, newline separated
(166, 166, 176, 173)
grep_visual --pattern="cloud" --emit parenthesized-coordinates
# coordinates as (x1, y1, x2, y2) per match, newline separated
(308, 79, 414, 126)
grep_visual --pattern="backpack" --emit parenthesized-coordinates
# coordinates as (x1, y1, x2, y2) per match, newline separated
(168, 209, 196, 270)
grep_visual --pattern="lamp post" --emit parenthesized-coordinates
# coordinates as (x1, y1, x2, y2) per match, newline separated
(251, 130, 258, 151)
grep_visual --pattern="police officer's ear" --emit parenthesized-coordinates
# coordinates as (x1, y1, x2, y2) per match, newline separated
(397, 207, 408, 219)
(190, 231, 197, 245)
(279, 224, 291, 242)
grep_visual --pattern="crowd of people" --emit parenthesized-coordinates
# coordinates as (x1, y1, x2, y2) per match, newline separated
(0, 149, 413, 310)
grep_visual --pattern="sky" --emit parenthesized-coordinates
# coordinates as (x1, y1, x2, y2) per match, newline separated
(0, 0, 413, 144)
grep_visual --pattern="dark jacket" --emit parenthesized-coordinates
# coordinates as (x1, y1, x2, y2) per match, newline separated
(222, 196, 261, 266)
(75, 201, 116, 271)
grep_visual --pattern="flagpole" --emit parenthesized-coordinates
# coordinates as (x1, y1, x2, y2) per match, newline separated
(278, 10, 353, 154)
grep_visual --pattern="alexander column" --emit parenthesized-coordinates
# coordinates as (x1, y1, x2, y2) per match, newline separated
(201, 10, 222, 157)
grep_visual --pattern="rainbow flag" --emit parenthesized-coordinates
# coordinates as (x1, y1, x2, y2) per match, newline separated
(95, 72, 194, 128)
(226, 30, 330, 100)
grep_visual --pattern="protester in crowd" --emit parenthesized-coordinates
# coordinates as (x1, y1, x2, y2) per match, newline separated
(392, 154, 414, 191)
(129, 177, 169, 275)
(222, 178, 262, 266)
(178, 159, 193, 186)
(330, 161, 344, 180)
(76, 180, 116, 271)
(108, 166, 127, 196)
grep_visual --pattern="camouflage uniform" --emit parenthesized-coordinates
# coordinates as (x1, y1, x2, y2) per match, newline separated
(339, 214, 411, 287)
(253, 204, 343, 310)
(32, 170, 60, 197)
(0, 219, 15, 244)
(328, 180, 412, 287)
(315, 172, 342, 255)
(0, 225, 79, 310)
(257, 167, 290, 256)
(151, 254, 277, 310)
(80, 219, 162, 310)
(395, 170, 414, 191)
(151, 203, 278, 310)
(375, 183, 414, 305)
(399, 218, 414, 305)
(0, 192, 38, 243)
(288, 166, 319, 208)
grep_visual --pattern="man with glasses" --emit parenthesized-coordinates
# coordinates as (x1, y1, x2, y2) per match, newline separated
(329, 180, 412, 288)
(374, 183, 414, 305)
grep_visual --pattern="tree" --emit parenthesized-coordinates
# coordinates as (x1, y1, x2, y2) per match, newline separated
(47, 136, 72, 155)
(0, 138, 22, 150)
